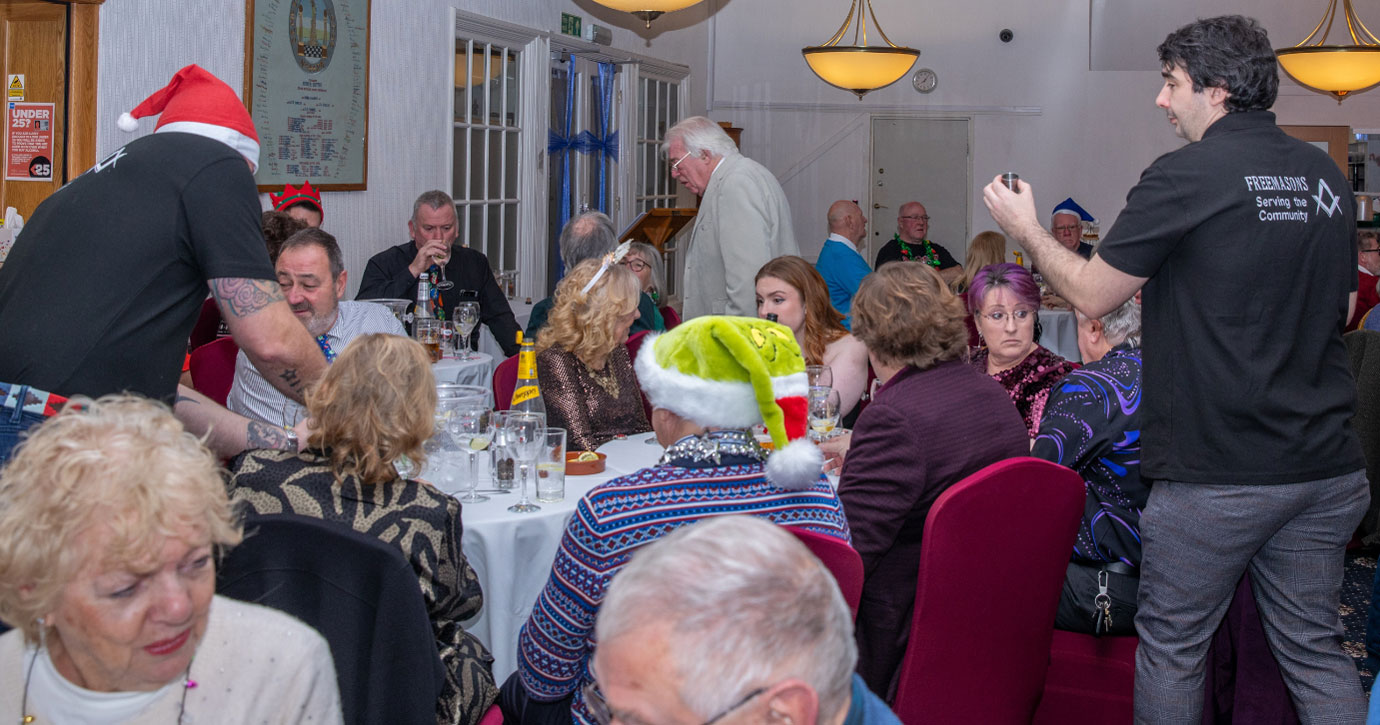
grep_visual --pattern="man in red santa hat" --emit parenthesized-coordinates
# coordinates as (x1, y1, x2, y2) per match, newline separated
(0, 64, 327, 462)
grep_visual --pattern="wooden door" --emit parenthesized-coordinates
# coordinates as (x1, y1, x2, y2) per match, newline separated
(0, 1, 66, 221)
(1280, 125, 1350, 176)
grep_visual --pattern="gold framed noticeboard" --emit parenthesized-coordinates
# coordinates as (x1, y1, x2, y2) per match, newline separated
(244, 0, 370, 191)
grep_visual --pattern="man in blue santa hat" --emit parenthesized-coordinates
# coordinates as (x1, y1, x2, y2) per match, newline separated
(1049, 197, 1096, 259)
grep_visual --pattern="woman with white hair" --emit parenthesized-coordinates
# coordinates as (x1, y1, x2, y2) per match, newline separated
(0, 395, 341, 722)
(1032, 298, 1146, 635)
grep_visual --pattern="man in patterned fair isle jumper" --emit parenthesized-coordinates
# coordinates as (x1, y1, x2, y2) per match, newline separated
(498, 316, 852, 725)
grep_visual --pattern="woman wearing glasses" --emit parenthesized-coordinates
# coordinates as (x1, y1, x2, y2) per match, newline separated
(968, 262, 1077, 437)
(1351, 229, 1380, 331)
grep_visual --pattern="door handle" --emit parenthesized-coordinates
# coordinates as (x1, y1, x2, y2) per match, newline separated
(873, 203, 887, 210)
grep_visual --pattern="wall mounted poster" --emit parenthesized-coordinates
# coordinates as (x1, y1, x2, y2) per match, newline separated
(5, 102, 54, 182)
(245, 0, 370, 190)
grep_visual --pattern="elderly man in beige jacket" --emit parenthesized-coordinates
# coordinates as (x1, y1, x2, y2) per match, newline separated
(664, 117, 799, 318)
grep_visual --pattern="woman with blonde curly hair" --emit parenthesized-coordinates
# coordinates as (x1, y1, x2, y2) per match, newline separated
(835, 262, 1028, 694)
(755, 255, 869, 418)
(0, 395, 341, 721)
(536, 257, 651, 451)
(228, 333, 497, 724)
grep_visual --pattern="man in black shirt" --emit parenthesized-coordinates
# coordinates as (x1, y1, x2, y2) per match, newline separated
(0, 65, 326, 462)
(357, 190, 521, 357)
(984, 16, 1367, 720)
(872, 201, 963, 285)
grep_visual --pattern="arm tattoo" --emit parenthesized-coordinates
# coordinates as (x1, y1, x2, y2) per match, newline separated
(278, 368, 303, 393)
(247, 420, 292, 450)
(175, 394, 198, 407)
(210, 278, 285, 318)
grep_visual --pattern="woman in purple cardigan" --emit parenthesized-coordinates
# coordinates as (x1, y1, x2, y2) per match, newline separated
(837, 262, 1029, 699)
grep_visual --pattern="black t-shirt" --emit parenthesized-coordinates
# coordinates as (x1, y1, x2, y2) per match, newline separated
(1096, 111, 1363, 484)
(0, 132, 272, 401)
(874, 237, 960, 269)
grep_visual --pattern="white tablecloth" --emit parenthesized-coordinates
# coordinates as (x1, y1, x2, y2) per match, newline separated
(1040, 308, 1082, 363)
(431, 352, 494, 388)
(478, 300, 535, 361)
(425, 431, 663, 681)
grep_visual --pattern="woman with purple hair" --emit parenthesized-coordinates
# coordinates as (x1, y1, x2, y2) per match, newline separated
(967, 263, 1077, 436)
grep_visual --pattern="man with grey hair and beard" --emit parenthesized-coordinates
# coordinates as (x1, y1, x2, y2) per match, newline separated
(524, 211, 665, 339)
(1032, 299, 1146, 637)
(665, 116, 799, 318)
(589, 516, 899, 725)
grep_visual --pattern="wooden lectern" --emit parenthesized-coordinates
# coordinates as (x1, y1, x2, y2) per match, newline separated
(619, 208, 696, 254)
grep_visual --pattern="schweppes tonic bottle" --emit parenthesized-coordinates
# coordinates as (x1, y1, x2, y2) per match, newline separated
(510, 331, 546, 416)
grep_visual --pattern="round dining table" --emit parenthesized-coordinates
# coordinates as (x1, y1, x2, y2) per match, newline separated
(422, 430, 664, 681)
(1039, 308, 1082, 363)
(431, 351, 494, 388)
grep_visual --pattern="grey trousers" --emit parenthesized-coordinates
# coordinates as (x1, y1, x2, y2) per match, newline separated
(1133, 471, 1369, 724)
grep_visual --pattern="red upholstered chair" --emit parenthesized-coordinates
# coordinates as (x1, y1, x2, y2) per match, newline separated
(492, 354, 519, 411)
(890, 457, 1083, 724)
(788, 527, 863, 619)
(188, 337, 240, 406)
(188, 297, 225, 350)
(625, 330, 655, 422)
(1032, 631, 1137, 725)
(659, 305, 682, 329)
(477, 704, 504, 725)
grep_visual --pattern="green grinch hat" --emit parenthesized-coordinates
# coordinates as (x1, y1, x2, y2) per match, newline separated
(635, 315, 822, 489)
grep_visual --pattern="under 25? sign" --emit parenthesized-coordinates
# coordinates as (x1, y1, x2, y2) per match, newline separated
(6, 101, 54, 182)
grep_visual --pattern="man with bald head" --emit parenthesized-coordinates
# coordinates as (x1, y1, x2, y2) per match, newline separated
(874, 201, 963, 285)
(815, 200, 872, 329)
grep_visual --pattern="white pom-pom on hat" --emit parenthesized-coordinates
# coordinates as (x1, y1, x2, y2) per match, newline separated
(117, 112, 139, 132)
(764, 438, 825, 490)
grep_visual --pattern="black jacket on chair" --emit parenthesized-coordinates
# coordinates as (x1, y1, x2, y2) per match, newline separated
(218, 513, 446, 725)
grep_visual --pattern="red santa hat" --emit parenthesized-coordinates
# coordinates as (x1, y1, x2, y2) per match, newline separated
(116, 64, 261, 172)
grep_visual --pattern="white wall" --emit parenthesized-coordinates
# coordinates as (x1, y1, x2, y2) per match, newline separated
(93, 0, 1380, 282)
(703, 0, 1380, 261)
(95, 0, 709, 297)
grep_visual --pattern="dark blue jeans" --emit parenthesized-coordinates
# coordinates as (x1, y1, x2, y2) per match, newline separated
(0, 386, 48, 464)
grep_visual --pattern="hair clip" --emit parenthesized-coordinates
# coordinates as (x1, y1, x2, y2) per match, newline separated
(581, 241, 632, 295)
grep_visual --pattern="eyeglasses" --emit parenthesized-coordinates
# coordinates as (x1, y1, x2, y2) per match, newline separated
(670, 150, 694, 173)
(1052, 225, 1081, 233)
(619, 258, 649, 272)
(899, 215, 930, 222)
(583, 679, 767, 725)
(981, 308, 1035, 324)
(1362, 248, 1380, 255)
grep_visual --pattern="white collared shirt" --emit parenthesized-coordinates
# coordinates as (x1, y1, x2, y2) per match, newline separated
(826, 232, 860, 254)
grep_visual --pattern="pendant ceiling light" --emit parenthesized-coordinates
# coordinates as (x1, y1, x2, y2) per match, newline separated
(1276, 0, 1380, 103)
(590, 0, 705, 28)
(802, 0, 919, 99)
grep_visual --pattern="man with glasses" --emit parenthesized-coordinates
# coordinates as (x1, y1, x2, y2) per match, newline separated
(663, 116, 799, 319)
(1350, 229, 1380, 331)
(874, 201, 963, 285)
(524, 211, 664, 340)
(589, 516, 899, 725)
(1049, 198, 1095, 259)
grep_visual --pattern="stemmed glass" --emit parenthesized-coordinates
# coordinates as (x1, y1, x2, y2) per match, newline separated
(808, 386, 841, 442)
(455, 302, 481, 360)
(501, 411, 546, 513)
(432, 246, 455, 292)
(805, 364, 833, 389)
(446, 396, 493, 503)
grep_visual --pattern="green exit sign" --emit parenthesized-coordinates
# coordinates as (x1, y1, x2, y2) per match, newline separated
(561, 13, 582, 37)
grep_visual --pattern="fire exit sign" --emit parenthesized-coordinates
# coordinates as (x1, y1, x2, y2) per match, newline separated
(561, 13, 582, 37)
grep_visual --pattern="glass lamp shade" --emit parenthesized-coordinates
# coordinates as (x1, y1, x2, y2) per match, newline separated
(802, 46, 920, 98)
(1277, 46, 1380, 101)
(591, 0, 705, 26)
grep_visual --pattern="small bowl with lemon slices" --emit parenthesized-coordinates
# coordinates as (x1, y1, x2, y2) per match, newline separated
(565, 450, 607, 475)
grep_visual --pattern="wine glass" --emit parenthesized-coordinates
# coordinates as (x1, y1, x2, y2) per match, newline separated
(455, 302, 481, 360)
(806, 364, 833, 389)
(446, 396, 493, 503)
(432, 245, 455, 292)
(808, 386, 841, 442)
(503, 411, 546, 513)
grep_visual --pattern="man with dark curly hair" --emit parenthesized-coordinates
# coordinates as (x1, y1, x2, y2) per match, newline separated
(986, 15, 1366, 722)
